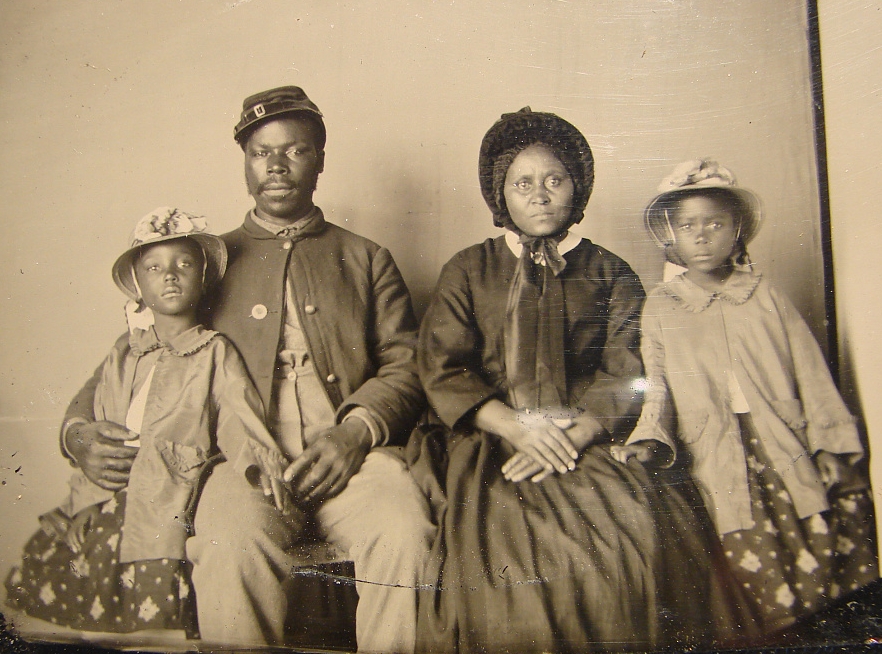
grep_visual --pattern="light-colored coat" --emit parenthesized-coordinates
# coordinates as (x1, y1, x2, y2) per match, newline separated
(626, 268, 862, 535)
(69, 326, 286, 563)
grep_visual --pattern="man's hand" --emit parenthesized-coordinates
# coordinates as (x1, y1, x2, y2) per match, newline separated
(66, 421, 137, 491)
(283, 420, 372, 504)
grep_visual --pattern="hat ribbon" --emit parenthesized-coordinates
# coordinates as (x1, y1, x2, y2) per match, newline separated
(125, 300, 155, 333)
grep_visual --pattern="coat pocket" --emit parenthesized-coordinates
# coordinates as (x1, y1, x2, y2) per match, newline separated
(676, 411, 708, 445)
(155, 439, 208, 485)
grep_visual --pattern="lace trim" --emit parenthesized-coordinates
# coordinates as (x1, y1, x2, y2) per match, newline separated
(661, 268, 762, 313)
(129, 325, 218, 357)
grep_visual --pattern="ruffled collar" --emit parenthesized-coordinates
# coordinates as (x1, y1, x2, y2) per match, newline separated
(129, 324, 218, 357)
(661, 266, 762, 313)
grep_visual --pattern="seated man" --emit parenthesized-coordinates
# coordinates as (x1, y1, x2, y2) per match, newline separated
(62, 85, 434, 652)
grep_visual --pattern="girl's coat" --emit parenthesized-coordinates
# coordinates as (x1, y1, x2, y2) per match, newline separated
(626, 267, 862, 535)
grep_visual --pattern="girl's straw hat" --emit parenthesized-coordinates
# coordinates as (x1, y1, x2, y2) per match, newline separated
(644, 159, 762, 248)
(112, 207, 227, 301)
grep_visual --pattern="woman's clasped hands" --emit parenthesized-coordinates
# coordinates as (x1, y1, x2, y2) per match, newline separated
(474, 399, 605, 483)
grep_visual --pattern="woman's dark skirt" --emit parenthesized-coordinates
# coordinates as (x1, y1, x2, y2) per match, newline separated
(410, 426, 759, 653)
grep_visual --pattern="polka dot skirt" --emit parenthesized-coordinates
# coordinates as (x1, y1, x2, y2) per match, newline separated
(5, 491, 197, 636)
(720, 417, 877, 633)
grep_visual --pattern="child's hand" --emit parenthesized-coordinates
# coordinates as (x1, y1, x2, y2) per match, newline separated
(64, 505, 99, 554)
(815, 451, 851, 491)
(611, 441, 660, 466)
(246, 447, 301, 518)
(258, 471, 298, 516)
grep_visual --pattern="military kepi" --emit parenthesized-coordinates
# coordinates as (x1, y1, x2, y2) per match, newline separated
(233, 85, 324, 147)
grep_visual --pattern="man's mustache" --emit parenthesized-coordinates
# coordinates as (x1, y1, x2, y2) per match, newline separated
(259, 179, 298, 192)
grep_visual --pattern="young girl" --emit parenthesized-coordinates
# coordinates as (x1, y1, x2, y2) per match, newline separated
(5, 208, 298, 636)
(613, 160, 877, 632)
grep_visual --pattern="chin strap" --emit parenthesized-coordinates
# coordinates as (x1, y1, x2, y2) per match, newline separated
(126, 263, 155, 333)
(663, 209, 677, 245)
(125, 300, 155, 333)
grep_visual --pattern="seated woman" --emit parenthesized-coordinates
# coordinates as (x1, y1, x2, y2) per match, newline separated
(413, 108, 758, 652)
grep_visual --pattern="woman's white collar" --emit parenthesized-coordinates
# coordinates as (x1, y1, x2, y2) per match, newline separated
(504, 230, 582, 259)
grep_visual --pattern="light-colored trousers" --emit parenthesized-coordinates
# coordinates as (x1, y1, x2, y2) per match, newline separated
(186, 450, 434, 652)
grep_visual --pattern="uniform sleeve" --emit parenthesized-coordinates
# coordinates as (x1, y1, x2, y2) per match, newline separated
(336, 247, 426, 445)
(418, 253, 501, 429)
(773, 287, 863, 458)
(60, 366, 101, 461)
(574, 262, 646, 438)
(624, 299, 676, 465)
(211, 338, 289, 480)
(59, 333, 129, 461)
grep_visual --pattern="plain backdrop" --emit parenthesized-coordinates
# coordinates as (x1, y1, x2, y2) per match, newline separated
(823, 0, 882, 573)
(1, 0, 876, 595)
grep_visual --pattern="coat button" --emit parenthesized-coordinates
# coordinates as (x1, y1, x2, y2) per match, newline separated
(326, 374, 338, 384)
(282, 241, 292, 250)
(304, 304, 316, 315)
(251, 304, 268, 320)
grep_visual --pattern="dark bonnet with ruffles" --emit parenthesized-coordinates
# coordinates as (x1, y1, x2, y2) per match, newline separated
(479, 107, 595, 231)
(478, 108, 596, 411)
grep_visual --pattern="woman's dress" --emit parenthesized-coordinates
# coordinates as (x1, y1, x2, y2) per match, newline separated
(412, 235, 757, 652)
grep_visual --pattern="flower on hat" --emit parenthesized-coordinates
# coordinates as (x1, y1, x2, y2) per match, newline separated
(131, 207, 208, 245)
(656, 159, 738, 194)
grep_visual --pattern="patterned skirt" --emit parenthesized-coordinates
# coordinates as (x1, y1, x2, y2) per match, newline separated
(721, 414, 878, 633)
(5, 491, 197, 636)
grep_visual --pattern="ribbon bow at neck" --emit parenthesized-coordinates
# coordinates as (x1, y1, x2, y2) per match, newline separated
(504, 232, 568, 410)
(518, 234, 568, 277)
